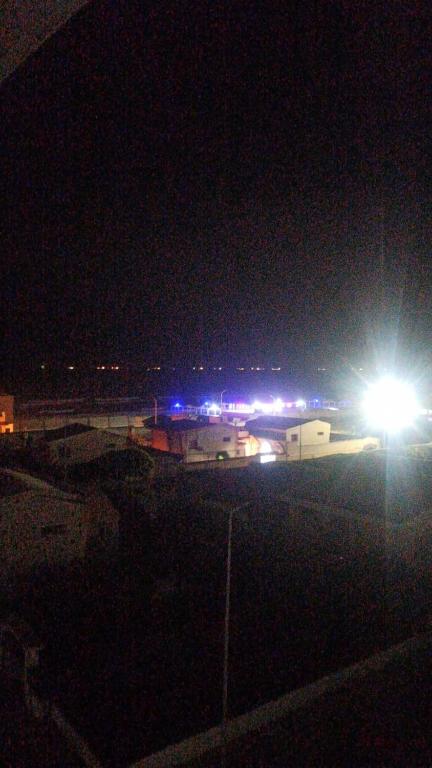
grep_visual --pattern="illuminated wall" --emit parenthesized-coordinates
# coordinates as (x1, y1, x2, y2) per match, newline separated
(0, 394, 14, 433)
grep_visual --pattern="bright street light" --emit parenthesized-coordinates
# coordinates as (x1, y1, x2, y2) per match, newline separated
(362, 376, 420, 434)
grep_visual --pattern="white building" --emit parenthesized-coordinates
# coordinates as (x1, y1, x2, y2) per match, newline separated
(42, 423, 127, 466)
(247, 416, 331, 453)
(0, 469, 118, 591)
(247, 416, 380, 461)
(151, 420, 252, 462)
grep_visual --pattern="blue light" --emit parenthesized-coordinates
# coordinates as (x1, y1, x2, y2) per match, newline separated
(174, 402, 182, 408)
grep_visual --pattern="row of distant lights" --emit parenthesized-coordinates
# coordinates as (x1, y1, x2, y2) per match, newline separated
(53, 365, 284, 372)
(173, 398, 307, 413)
(41, 365, 121, 371)
(96, 365, 120, 371)
(42, 365, 332, 374)
(252, 398, 306, 412)
(192, 366, 282, 372)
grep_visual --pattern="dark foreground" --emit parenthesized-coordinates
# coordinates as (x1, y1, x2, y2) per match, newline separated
(7, 456, 432, 766)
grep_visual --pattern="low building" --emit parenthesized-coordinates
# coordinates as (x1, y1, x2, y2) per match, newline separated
(41, 423, 127, 466)
(151, 419, 251, 462)
(247, 416, 331, 453)
(247, 416, 380, 461)
(0, 392, 14, 433)
(0, 469, 118, 593)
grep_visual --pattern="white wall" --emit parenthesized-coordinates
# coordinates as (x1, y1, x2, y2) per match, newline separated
(185, 425, 244, 462)
(284, 436, 381, 460)
(286, 420, 330, 446)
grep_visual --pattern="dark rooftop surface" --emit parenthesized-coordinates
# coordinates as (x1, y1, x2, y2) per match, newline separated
(329, 432, 364, 441)
(179, 453, 432, 522)
(0, 469, 57, 497)
(246, 416, 325, 431)
(151, 419, 235, 432)
(17, 453, 432, 766)
(194, 632, 432, 768)
(0, 471, 27, 497)
(43, 423, 94, 442)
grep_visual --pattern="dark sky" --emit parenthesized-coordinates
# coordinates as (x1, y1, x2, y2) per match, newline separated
(2, 0, 432, 372)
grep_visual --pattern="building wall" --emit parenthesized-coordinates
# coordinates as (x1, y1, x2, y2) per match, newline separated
(152, 424, 244, 461)
(256, 436, 380, 460)
(249, 420, 331, 448)
(0, 488, 119, 591)
(151, 428, 171, 452)
(0, 494, 87, 578)
(0, 394, 14, 433)
(285, 420, 331, 446)
(184, 425, 243, 462)
(285, 437, 381, 460)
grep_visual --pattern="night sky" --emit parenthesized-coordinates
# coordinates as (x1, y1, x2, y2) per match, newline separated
(2, 1, 432, 375)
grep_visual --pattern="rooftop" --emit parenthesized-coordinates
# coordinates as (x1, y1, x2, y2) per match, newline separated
(246, 416, 324, 431)
(0, 469, 80, 504)
(0, 469, 55, 496)
(151, 419, 237, 433)
(43, 423, 95, 442)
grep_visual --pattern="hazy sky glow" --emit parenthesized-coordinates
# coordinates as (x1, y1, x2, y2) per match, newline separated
(2, 1, 432, 375)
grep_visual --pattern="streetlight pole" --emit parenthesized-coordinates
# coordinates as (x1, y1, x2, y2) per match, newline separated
(221, 500, 252, 768)
(299, 423, 302, 461)
(221, 506, 233, 768)
(220, 390, 227, 412)
(153, 397, 158, 426)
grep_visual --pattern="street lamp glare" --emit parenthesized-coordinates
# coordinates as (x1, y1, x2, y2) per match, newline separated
(362, 376, 420, 433)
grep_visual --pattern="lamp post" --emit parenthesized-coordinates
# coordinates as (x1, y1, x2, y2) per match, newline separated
(221, 500, 252, 768)
(299, 422, 302, 461)
(220, 390, 227, 411)
(153, 397, 158, 426)
(362, 375, 420, 644)
(362, 376, 419, 440)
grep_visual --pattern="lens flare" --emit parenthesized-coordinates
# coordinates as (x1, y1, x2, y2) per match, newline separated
(362, 376, 420, 433)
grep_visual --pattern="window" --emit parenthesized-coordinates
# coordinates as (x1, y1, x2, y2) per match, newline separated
(0, 412, 5, 422)
(223, 437, 231, 443)
(58, 445, 71, 458)
(291, 434, 298, 442)
(317, 431, 324, 436)
(189, 439, 199, 450)
(41, 524, 67, 537)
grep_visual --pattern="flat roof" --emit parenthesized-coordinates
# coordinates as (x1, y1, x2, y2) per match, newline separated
(0, 469, 80, 504)
(246, 416, 326, 431)
(0, 469, 55, 496)
(44, 423, 95, 442)
(152, 420, 237, 433)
